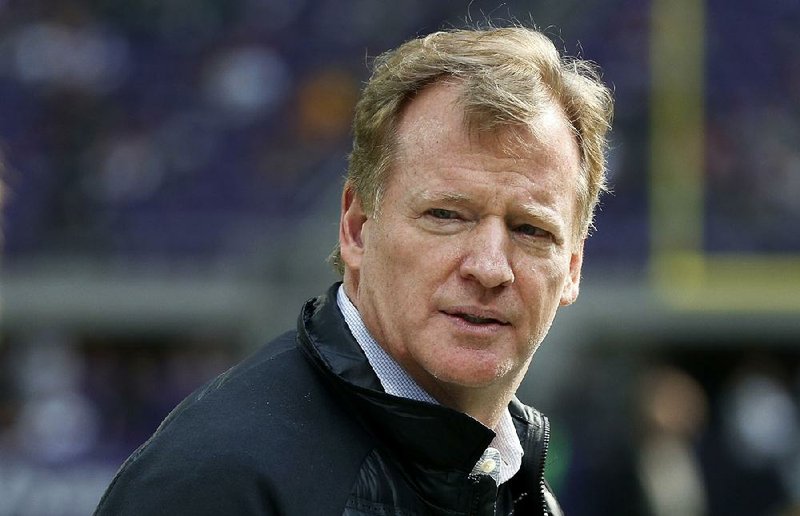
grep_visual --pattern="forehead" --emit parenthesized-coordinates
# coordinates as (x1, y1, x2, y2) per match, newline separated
(392, 81, 581, 191)
(394, 81, 580, 173)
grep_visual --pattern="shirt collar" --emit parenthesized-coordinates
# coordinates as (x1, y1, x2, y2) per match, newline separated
(336, 285, 523, 484)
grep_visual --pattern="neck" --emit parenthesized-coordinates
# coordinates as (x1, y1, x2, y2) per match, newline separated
(412, 367, 523, 429)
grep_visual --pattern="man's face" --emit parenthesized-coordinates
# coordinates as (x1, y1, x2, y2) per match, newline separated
(340, 81, 584, 400)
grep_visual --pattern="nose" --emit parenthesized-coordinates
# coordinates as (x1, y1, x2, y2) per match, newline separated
(459, 218, 515, 289)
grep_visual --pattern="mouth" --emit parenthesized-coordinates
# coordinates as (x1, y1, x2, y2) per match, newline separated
(442, 309, 511, 326)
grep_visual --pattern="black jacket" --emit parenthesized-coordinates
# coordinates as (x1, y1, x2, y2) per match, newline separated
(95, 284, 562, 515)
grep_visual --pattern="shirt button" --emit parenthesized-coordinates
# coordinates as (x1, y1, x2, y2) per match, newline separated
(479, 458, 497, 474)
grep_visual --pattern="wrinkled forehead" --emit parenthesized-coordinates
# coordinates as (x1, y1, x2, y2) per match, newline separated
(394, 81, 579, 167)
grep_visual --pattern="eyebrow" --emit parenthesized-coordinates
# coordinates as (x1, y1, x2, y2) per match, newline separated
(517, 200, 564, 231)
(417, 190, 472, 205)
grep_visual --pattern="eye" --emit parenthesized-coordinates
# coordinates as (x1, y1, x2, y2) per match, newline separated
(427, 208, 460, 220)
(514, 223, 552, 239)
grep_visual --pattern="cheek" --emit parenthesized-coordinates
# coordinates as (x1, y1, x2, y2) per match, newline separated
(519, 254, 568, 288)
(363, 225, 435, 301)
(383, 224, 458, 273)
(517, 258, 572, 314)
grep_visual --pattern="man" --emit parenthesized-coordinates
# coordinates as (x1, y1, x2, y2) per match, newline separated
(96, 25, 612, 515)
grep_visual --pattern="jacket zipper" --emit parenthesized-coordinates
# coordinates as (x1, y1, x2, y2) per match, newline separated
(538, 415, 551, 516)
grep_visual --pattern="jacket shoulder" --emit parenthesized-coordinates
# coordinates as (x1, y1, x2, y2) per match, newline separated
(96, 330, 374, 515)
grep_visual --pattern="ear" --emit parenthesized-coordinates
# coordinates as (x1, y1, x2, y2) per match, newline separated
(338, 183, 368, 272)
(559, 239, 585, 306)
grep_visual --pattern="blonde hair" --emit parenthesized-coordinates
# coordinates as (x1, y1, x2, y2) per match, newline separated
(331, 26, 613, 274)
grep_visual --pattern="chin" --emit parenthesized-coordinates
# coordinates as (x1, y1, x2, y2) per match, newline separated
(431, 360, 514, 389)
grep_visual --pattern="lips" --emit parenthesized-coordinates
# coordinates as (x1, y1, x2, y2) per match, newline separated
(442, 307, 511, 326)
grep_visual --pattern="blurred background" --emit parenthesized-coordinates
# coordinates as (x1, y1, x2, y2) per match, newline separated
(0, 0, 798, 514)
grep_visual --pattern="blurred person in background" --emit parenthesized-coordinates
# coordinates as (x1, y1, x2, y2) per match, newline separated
(636, 365, 709, 516)
(95, 24, 612, 516)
